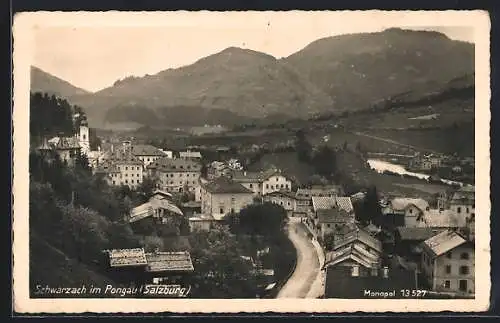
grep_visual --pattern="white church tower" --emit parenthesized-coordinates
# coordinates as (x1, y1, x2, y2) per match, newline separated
(79, 118, 90, 156)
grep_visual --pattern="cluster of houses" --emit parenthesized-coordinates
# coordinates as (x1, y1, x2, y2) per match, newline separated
(36, 134, 476, 297)
(36, 113, 91, 167)
(322, 184, 475, 298)
(407, 152, 475, 174)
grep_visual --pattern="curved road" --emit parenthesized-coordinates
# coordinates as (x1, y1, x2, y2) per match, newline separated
(277, 218, 321, 298)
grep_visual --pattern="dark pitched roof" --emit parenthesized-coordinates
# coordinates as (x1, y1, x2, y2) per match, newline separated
(148, 157, 201, 172)
(131, 144, 165, 156)
(202, 177, 253, 194)
(144, 251, 194, 273)
(317, 208, 354, 224)
(396, 227, 443, 241)
(232, 168, 286, 183)
(324, 266, 417, 298)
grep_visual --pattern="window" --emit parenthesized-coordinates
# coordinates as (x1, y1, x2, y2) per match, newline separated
(459, 280, 468, 292)
(131, 180, 134, 184)
(125, 180, 128, 184)
(327, 224, 331, 228)
(179, 174, 183, 177)
(280, 184, 284, 189)
(444, 280, 451, 289)
(457, 207, 461, 214)
(460, 252, 470, 260)
(220, 208, 224, 214)
(231, 197, 235, 204)
(288, 202, 291, 206)
(271, 185, 274, 190)
(459, 266, 470, 275)
(186, 174, 189, 177)
(192, 181, 196, 184)
(249, 184, 253, 188)
(180, 165, 184, 169)
(446, 252, 452, 259)
(276, 177, 278, 182)
(285, 184, 289, 189)
(409, 208, 413, 214)
(170, 181, 174, 184)
(125, 167, 128, 170)
(280, 201, 283, 205)
(445, 265, 451, 274)
(112, 181, 115, 185)
(187, 165, 191, 169)
(170, 174, 174, 177)
(266, 184, 269, 189)
(125, 174, 128, 177)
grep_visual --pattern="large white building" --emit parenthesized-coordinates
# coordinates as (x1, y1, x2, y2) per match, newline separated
(200, 177, 254, 221)
(147, 157, 202, 194)
(231, 168, 292, 196)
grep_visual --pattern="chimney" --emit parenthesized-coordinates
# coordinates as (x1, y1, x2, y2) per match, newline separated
(382, 266, 389, 279)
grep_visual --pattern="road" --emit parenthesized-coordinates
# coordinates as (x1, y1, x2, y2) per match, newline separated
(276, 218, 321, 298)
(352, 131, 438, 154)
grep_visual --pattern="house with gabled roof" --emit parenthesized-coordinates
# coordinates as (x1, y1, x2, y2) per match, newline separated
(420, 230, 474, 295)
(200, 177, 254, 221)
(131, 144, 167, 167)
(323, 227, 383, 273)
(382, 197, 430, 228)
(231, 167, 292, 196)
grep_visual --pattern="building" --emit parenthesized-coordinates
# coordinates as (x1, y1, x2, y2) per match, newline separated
(323, 228, 383, 271)
(179, 150, 202, 159)
(394, 227, 444, 261)
(200, 177, 254, 221)
(159, 149, 174, 159)
(188, 215, 215, 232)
(41, 136, 82, 166)
(104, 248, 194, 284)
(417, 209, 467, 230)
(263, 190, 297, 215)
(421, 230, 475, 295)
(382, 198, 430, 228)
(207, 161, 232, 180)
(129, 193, 184, 224)
(131, 144, 167, 168)
(294, 186, 343, 213)
(449, 185, 475, 219)
(324, 265, 417, 299)
(306, 196, 355, 239)
(147, 157, 201, 193)
(231, 168, 292, 196)
(94, 154, 144, 189)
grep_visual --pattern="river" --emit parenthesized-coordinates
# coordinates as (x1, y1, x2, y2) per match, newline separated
(366, 159, 465, 187)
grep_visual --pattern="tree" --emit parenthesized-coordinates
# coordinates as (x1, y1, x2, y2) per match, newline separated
(295, 129, 312, 163)
(355, 186, 382, 226)
(187, 227, 258, 298)
(312, 145, 337, 180)
(234, 202, 288, 237)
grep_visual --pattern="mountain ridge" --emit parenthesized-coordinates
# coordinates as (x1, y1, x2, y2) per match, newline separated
(31, 28, 475, 129)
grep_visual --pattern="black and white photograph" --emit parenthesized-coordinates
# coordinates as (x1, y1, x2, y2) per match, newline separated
(13, 10, 490, 313)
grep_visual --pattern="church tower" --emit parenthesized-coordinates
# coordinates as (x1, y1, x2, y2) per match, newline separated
(79, 117, 90, 156)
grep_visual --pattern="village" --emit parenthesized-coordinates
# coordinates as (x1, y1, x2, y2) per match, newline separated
(35, 116, 476, 299)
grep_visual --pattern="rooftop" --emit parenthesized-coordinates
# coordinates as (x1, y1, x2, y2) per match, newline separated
(296, 187, 340, 198)
(108, 248, 148, 267)
(324, 243, 380, 269)
(419, 209, 467, 228)
(396, 227, 443, 241)
(422, 230, 468, 258)
(179, 151, 202, 158)
(202, 177, 254, 194)
(317, 208, 354, 224)
(333, 228, 383, 254)
(131, 144, 165, 156)
(390, 198, 429, 212)
(232, 167, 285, 183)
(144, 251, 194, 273)
(148, 157, 201, 172)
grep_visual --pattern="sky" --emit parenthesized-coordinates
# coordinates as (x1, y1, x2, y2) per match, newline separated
(30, 12, 476, 93)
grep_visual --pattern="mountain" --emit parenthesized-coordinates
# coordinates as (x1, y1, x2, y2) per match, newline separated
(283, 28, 474, 112)
(71, 47, 334, 128)
(38, 28, 475, 129)
(30, 66, 90, 99)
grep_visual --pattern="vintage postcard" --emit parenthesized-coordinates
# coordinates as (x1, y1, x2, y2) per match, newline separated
(13, 10, 491, 313)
